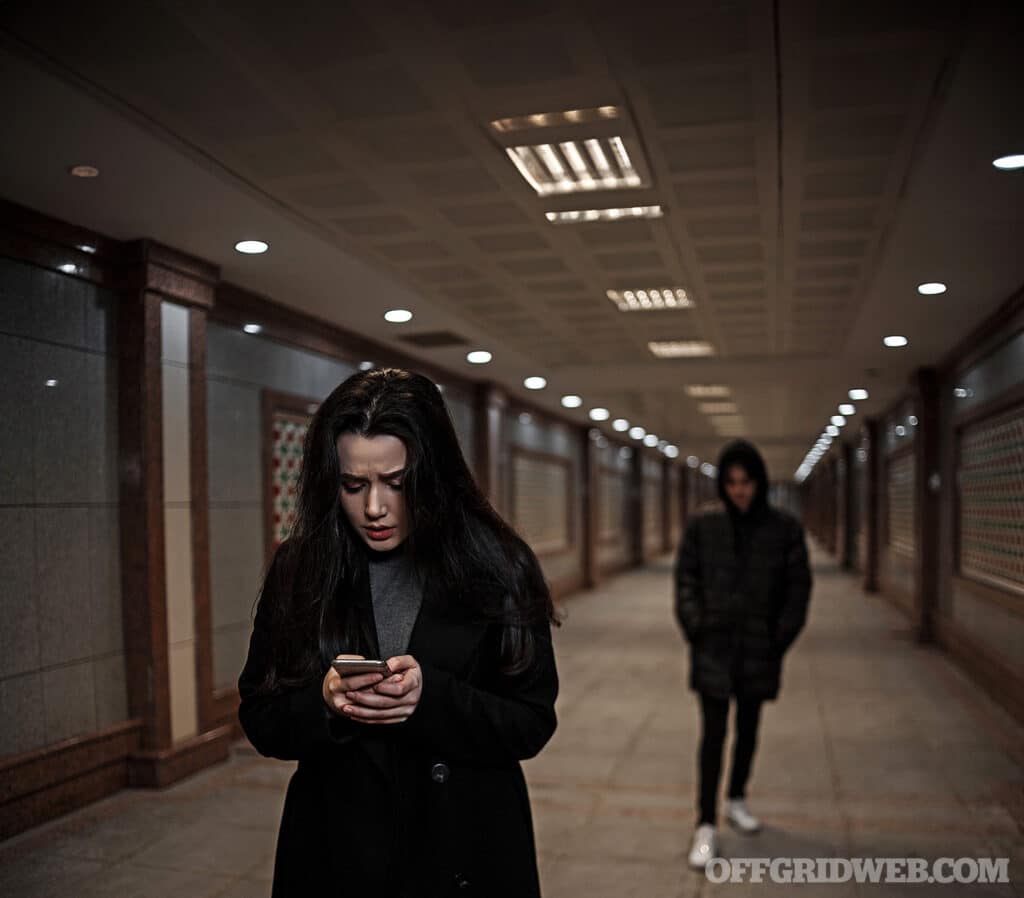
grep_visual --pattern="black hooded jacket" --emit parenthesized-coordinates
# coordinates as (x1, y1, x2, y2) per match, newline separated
(674, 440, 812, 700)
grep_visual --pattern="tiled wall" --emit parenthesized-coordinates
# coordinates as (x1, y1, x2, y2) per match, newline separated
(505, 411, 584, 587)
(0, 256, 126, 758)
(943, 328, 1024, 677)
(161, 303, 198, 743)
(642, 456, 663, 555)
(596, 443, 633, 571)
(206, 323, 356, 692)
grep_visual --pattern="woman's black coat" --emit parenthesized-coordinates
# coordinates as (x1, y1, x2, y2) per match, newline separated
(674, 505, 811, 701)
(238, 554, 558, 897)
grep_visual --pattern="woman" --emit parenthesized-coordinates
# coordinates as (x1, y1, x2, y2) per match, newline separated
(238, 367, 559, 897)
(674, 439, 811, 869)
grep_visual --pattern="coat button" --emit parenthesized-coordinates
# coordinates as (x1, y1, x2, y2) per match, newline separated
(430, 762, 449, 783)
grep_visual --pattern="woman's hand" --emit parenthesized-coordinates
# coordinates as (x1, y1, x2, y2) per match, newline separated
(322, 655, 388, 716)
(339, 655, 423, 725)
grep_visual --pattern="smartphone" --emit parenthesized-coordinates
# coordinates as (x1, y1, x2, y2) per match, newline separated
(331, 658, 392, 678)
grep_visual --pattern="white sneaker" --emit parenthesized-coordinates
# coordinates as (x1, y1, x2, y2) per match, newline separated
(687, 823, 718, 869)
(725, 798, 761, 834)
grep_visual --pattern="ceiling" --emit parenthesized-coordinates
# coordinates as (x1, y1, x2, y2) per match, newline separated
(1, 0, 1022, 479)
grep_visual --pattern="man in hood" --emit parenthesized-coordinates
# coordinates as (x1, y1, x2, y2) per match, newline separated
(674, 439, 812, 870)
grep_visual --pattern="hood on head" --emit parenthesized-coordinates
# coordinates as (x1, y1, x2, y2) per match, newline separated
(716, 439, 769, 512)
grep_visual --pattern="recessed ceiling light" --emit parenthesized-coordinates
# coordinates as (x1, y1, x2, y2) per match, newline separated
(466, 350, 492, 364)
(589, 407, 610, 421)
(606, 287, 693, 312)
(648, 341, 714, 358)
(561, 394, 583, 409)
(838, 404, 855, 416)
(699, 402, 737, 415)
(848, 388, 869, 401)
(700, 463, 716, 477)
(827, 425, 840, 436)
(917, 282, 946, 295)
(68, 165, 99, 178)
(685, 385, 731, 398)
(384, 309, 413, 323)
(687, 456, 699, 468)
(489, 105, 621, 134)
(992, 154, 1024, 171)
(612, 418, 629, 432)
(45, 378, 59, 387)
(506, 136, 646, 196)
(77, 244, 97, 254)
(234, 240, 269, 254)
(359, 361, 374, 371)
(895, 424, 907, 437)
(643, 434, 659, 447)
(58, 263, 79, 275)
(523, 376, 547, 390)
(243, 323, 262, 335)
(831, 415, 846, 427)
(629, 426, 646, 440)
(546, 205, 663, 225)
(883, 335, 908, 347)
(665, 445, 679, 459)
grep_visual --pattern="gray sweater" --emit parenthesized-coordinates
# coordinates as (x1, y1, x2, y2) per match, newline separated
(366, 546, 423, 662)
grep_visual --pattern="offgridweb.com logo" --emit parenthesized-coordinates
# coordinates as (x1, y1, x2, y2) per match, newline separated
(705, 857, 1011, 885)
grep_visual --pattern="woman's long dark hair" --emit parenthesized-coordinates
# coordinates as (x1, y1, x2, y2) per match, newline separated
(257, 367, 558, 692)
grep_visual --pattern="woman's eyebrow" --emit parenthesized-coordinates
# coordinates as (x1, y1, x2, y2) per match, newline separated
(340, 469, 405, 481)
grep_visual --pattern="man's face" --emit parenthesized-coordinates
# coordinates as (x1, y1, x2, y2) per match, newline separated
(724, 464, 756, 513)
(336, 433, 409, 551)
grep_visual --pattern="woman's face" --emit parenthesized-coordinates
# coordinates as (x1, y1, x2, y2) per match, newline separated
(336, 432, 410, 551)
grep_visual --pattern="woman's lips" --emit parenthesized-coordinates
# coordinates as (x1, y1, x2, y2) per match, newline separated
(365, 526, 396, 541)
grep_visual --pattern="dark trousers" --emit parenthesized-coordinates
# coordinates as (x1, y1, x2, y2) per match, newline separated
(697, 691, 763, 825)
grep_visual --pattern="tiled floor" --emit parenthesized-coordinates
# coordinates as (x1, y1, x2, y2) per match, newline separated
(2, 545, 1022, 896)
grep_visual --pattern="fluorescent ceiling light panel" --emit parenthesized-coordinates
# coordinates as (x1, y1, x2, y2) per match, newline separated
(490, 106, 620, 134)
(685, 385, 730, 398)
(606, 288, 693, 312)
(648, 340, 714, 358)
(507, 135, 646, 195)
(545, 205, 663, 224)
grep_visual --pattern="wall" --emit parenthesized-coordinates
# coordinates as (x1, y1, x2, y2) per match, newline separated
(877, 399, 918, 614)
(642, 455, 663, 558)
(0, 256, 127, 758)
(595, 441, 633, 574)
(940, 326, 1024, 685)
(206, 323, 356, 694)
(504, 407, 585, 593)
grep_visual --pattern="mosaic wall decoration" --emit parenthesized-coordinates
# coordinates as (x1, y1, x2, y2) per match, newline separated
(511, 453, 571, 554)
(270, 411, 310, 549)
(886, 452, 916, 558)
(959, 404, 1024, 593)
